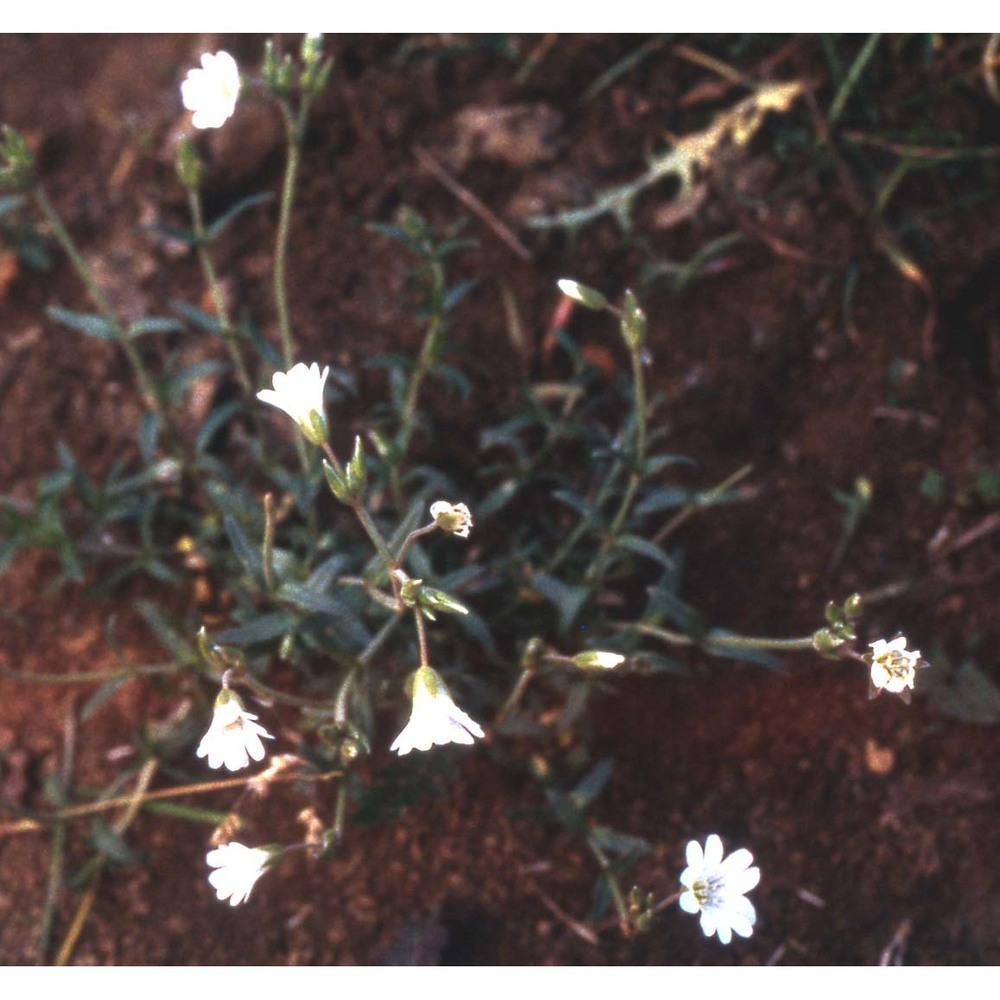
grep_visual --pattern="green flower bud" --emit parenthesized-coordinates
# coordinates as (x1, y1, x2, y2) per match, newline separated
(420, 586, 470, 617)
(844, 592, 863, 622)
(621, 289, 647, 351)
(346, 436, 367, 496)
(262, 40, 295, 97)
(812, 627, 846, 658)
(557, 279, 607, 311)
(0, 125, 35, 191)
(299, 35, 333, 96)
(400, 578, 423, 608)
(323, 460, 352, 505)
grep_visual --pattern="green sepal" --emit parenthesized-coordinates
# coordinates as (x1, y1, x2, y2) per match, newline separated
(812, 627, 846, 658)
(346, 435, 367, 496)
(621, 289, 647, 350)
(419, 587, 470, 617)
(323, 459, 352, 505)
(300, 409, 329, 447)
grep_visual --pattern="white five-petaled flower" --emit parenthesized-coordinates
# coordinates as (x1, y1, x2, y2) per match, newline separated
(679, 834, 760, 945)
(206, 842, 276, 906)
(390, 665, 485, 755)
(196, 688, 274, 772)
(181, 51, 241, 130)
(430, 500, 473, 538)
(868, 636, 922, 702)
(257, 362, 330, 446)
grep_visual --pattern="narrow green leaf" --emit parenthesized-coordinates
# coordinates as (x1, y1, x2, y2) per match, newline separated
(126, 316, 185, 339)
(211, 611, 296, 647)
(47, 306, 117, 341)
(90, 819, 143, 866)
(195, 400, 242, 454)
(532, 572, 589, 634)
(224, 514, 263, 581)
(616, 534, 676, 569)
(172, 299, 224, 335)
(570, 758, 613, 810)
(80, 675, 130, 722)
(206, 192, 273, 240)
(590, 824, 653, 858)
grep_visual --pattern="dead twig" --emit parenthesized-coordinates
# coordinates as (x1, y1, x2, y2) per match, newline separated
(523, 875, 600, 946)
(412, 145, 533, 261)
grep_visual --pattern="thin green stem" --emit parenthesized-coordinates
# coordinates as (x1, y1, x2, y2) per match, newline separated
(37, 823, 66, 963)
(262, 492, 277, 592)
(33, 186, 163, 417)
(585, 339, 648, 585)
(394, 521, 438, 568)
(651, 463, 754, 547)
(0, 663, 180, 685)
(331, 781, 348, 849)
(273, 100, 309, 367)
(359, 610, 405, 667)
(615, 619, 816, 652)
(187, 186, 254, 396)
(322, 440, 395, 568)
(493, 638, 543, 728)
(333, 665, 358, 723)
(353, 501, 395, 569)
(414, 608, 430, 667)
(399, 261, 446, 451)
(587, 838, 631, 937)
(392, 258, 446, 504)
(828, 34, 882, 126)
(53, 758, 157, 967)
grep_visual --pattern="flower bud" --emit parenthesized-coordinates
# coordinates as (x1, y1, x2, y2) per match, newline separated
(811, 627, 846, 657)
(346, 435, 367, 496)
(557, 279, 607, 311)
(843, 592, 863, 621)
(620, 289, 647, 351)
(0, 126, 35, 191)
(572, 650, 625, 670)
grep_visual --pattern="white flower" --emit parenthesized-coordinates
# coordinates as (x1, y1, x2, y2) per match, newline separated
(869, 636, 922, 702)
(257, 362, 330, 445)
(390, 665, 485, 755)
(196, 689, 274, 772)
(206, 842, 275, 906)
(573, 650, 625, 670)
(181, 51, 240, 130)
(679, 834, 760, 945)
(430, 500, 473, 538)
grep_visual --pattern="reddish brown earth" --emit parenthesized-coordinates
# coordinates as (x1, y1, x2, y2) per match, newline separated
(1, 34, 999, 965)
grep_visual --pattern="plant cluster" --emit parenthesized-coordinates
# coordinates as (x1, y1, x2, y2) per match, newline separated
(0, 35, 943, 962)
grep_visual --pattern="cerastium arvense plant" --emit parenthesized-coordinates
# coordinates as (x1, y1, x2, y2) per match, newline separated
(0, 35, 930, 958)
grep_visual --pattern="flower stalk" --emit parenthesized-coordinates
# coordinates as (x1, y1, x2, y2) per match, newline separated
(185, 184, 254, 396)
(33, 186, 164, 419)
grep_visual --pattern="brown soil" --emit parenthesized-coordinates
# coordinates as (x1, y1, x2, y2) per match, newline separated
(1, 34, 999, 966)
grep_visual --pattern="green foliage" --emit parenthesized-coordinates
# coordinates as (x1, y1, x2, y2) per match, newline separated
(4, 34, 968, 949)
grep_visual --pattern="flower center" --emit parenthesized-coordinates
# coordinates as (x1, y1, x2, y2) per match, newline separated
(692, 873, 724, 906)
(883, 653, 911, 680)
